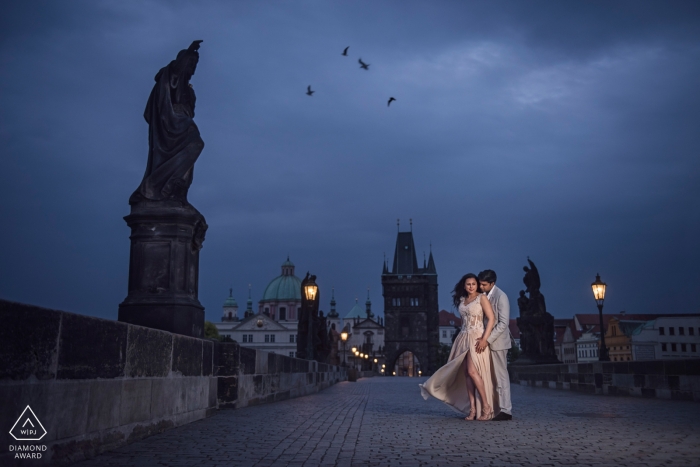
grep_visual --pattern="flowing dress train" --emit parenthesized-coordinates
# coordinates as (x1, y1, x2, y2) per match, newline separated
(419, 295, 497, 416)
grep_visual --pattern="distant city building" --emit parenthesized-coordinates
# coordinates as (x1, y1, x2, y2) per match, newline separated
(553, 319, 579, 364)
(222, 288, 239, 322)
(215, 258, 302, 357)
(605, 317, 648, 362)
(630, 316, 700, 360)
(382, 226, 439, 376)
(438, 310, 461, 346)
(572, 312, 700, 362)
(576, 328, 601, 362)
(341, 291, 385, 371)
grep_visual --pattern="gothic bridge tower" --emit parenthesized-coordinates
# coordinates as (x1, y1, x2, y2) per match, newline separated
(382, 223, 439, 376)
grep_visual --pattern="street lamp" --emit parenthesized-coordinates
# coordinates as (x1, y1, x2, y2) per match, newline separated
(340, 329, 348, 367)
(591, 273, 610, 361)
(303, 276, 319, 361)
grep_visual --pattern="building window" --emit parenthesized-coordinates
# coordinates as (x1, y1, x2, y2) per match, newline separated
(271, 334, 276, 343)
(289, 334, 295, 343)
(679, 327, 685, 335)
(690, 327, 695, 336)
(681, 343, 687, 352)
(265, 334, 270, 343)
(264, 307, 270, 315)
(279, 307, 286, 321)
(659, 327, 665, 335)
(442, 330, 447, 338)
(242, 334, 248, 343)
(692, 344, 697, 352)
(671, 343, 677, 352)
(661, 343, 667, 351)
(289, 352, 295, 357)
(670, 327, 675, 336)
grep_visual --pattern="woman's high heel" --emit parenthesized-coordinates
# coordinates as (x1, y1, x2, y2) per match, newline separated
(464, 408, 476, 421)
(477, 406, 493, 421)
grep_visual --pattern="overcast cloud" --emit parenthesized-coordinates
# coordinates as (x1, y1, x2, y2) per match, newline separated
(1, 1, 699, 322)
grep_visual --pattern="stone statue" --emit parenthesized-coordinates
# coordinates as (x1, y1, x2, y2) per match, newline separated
(517, 290, 529, 316)
(118, 41, 208, 338)
(514, 258, 557, 364)
(522, 257, 540, 297)
(130, 40, 205, 205)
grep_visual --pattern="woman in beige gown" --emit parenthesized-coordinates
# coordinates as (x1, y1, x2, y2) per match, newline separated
(419, 273, 497, 420)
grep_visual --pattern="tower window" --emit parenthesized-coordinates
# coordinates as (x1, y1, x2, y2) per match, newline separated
(279, 307, 286, 321)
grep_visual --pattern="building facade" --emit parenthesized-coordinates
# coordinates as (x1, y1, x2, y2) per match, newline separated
(215, 258, 302, 357)
(382, 228, 439, 376)
(438, 310, 461, 346)
(631, 316, 700, 360)
(576, 329, 600, 362)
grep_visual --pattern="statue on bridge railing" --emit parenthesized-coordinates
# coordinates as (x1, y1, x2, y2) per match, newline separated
(514, 258, 558, 364)
(118, 41, 208, 338)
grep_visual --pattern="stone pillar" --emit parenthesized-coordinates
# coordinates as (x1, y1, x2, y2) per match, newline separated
(118, 201, 207, 338)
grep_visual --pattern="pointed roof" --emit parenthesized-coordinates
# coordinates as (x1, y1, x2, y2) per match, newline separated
(327, 288, 339, 318)
(438, 309, 461, 327)
(426, 251, 436, 274)
(390, 231, 419, 275)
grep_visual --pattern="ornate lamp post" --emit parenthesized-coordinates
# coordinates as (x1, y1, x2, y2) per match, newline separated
(340, 330, 349, 367)
(304, 277, 318, 361)
(591, 273, 610, 361)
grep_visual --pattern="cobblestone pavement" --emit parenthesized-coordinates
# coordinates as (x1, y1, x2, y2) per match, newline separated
(77, 377, 700, 466)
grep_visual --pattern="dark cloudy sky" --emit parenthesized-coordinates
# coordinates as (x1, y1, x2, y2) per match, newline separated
(1, 1, 699, 323)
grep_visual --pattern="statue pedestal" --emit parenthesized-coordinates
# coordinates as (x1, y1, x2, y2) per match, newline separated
(514, 313, 559, 365)
(118, 201, 207, 338)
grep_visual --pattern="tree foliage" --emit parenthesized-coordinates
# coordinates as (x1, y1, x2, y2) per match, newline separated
(204, 320, 220, 340)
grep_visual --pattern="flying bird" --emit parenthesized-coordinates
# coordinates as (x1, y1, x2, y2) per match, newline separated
(306, 85, 315, 96)
(358, 58, 370, 70)
(387, 97, 396, 107)
(342, 46, 349, 56)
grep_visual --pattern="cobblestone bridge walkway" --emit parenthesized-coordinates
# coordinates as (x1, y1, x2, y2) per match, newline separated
(78, 377, 700, 467)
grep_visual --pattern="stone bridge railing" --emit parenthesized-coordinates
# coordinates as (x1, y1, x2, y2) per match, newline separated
(0, 299, 345, 466)
(509, 359, 700, 402)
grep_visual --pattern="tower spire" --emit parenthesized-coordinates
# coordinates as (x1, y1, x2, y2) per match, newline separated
(365, 287, 373, 319)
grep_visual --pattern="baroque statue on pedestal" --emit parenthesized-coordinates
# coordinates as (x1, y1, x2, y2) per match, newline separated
(130, 40, 205, 205)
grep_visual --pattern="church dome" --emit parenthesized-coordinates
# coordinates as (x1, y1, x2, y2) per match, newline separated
(223, 289, 238, 308)
(344, 299, 365, 319)
(261, 258, 302, 302)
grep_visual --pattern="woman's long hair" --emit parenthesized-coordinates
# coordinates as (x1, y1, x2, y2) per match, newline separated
(452, 273, 481, 308)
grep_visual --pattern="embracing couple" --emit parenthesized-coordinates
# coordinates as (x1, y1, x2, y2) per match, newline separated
(419, 270, 513, 421)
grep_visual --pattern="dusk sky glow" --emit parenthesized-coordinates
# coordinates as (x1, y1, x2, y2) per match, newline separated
(1, 1, 699, 323)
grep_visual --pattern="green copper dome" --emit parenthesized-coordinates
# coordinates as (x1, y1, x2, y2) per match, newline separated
(344, 300, 365, 319)
(223, 288, 238, 307)
(260, 258, 302, 302)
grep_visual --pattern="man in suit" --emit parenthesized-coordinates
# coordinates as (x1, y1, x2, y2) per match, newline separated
(477, 269, 513, 421)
